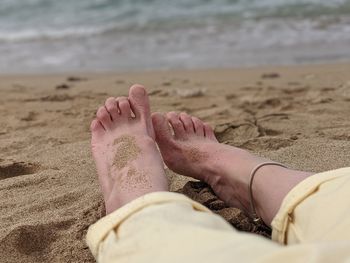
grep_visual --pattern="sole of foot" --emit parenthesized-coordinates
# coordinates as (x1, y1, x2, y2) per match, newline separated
(91, 84, 168, 214)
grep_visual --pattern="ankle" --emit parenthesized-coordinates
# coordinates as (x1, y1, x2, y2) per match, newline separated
(203, 146, 267, 212)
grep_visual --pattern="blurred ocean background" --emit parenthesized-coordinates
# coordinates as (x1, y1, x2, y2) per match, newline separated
(0, 0, 350, 73)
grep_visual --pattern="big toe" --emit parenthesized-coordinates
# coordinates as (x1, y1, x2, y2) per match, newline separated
(129, 84, 150, 120)
(152, 112, 174, 146)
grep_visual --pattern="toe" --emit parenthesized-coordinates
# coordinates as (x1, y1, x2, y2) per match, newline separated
(105, 97, 119, 121)
(152, 112, 174, 145)
(90, 119, 105, 136)
(167, 112, 186, 139)
(117, 97, 132, 120)
(129, 84, 151, 120)
(96, 106, 112, 129)
(191, 116, 205, 136)
(204, 123, 218, 141)
(179, 113, 195, 133)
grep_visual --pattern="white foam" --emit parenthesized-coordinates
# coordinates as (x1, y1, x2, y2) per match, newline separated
(0, 24, 120, 42)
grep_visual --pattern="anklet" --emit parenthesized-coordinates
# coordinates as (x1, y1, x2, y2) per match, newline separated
(248, 162, 288, 224)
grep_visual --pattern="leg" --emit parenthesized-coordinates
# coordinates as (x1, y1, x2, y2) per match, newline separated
(87, 169, 350, 262)
(91, 84, 168, 214)
(152, 112, 313, 224)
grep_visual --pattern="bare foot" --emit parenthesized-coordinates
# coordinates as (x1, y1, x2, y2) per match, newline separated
(152, 112, 312, 224)
(152, 112, 260, 211)
(91, 85, 168, 214)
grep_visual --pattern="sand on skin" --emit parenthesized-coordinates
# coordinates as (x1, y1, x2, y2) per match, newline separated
(0, 63, 350, 262)
(113, 135, 141, 170)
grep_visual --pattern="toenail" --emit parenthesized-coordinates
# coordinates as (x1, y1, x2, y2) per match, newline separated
(132, 86, 145, 97)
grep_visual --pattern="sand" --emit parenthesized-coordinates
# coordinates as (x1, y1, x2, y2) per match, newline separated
(0, 63, 350, 262)
(113, 135, 141, 170)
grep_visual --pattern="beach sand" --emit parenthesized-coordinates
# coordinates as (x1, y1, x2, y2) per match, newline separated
(0, 63, 349, 262)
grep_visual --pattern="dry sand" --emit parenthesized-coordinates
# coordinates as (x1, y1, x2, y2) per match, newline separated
(0, 63, 349, 262)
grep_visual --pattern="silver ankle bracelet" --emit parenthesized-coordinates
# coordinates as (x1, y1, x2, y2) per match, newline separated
(248, 162, 288, 224)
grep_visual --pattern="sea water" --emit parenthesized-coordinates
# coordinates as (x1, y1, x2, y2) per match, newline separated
(0, 0, 350, 73)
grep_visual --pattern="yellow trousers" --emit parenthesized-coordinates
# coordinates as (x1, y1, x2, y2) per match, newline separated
(87, 168, 350, 262)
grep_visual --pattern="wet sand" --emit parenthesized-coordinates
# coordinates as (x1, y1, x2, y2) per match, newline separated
(0, 63, 350, 262)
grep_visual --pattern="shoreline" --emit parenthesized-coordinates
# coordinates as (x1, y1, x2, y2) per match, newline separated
(1, 61, 350, 78)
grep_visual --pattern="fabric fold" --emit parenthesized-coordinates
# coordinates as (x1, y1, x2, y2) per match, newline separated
(271, 167, 350, 244)
(86, 191, 211, 258)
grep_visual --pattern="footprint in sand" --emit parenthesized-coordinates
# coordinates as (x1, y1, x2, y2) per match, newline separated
(0, 161, 40, 181)
(1, 224, 57, 255)
(0, 220, 73, 256)
(214, 113, 293, 151)
(240, 137, 294, 151)
(215, 123, 260, 143)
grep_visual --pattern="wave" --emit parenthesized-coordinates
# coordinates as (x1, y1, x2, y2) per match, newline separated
(0, 25, 119, 43)
(1, 0, 350, 43)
